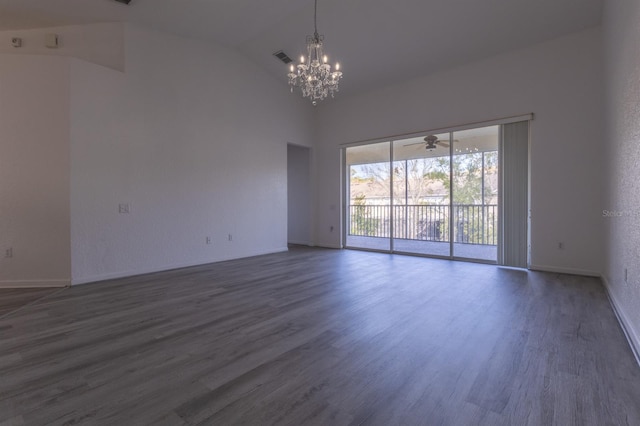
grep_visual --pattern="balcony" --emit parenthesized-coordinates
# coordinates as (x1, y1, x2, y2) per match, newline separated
(347, 204, 498, 260)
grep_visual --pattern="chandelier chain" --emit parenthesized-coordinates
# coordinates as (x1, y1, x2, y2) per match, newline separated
(314, 0, 318, 37)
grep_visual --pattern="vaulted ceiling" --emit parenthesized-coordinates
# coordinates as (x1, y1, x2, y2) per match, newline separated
(0, 0, 603, 96)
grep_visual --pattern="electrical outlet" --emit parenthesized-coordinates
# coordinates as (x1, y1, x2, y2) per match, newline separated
(5, 248, 13, 258)
(118, 203, 130, 214)
(206, 236, 212, 245)
(228, 234, 233, 241)
(45, 33, 59, 49)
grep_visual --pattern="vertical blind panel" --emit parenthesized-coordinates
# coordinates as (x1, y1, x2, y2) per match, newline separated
(501, 121, 529, 268)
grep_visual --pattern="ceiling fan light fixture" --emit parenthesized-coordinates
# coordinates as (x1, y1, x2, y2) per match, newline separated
(424, 135, 439, 150)
(287, 0, 343, 106)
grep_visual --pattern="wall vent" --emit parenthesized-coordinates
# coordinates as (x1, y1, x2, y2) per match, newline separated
(273, 50, 293, 64)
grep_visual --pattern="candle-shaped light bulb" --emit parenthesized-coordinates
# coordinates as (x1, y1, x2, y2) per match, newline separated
(289, 64, 295, 72)
(323, 55, 328, 63)
(300, 55, 305, 63)
(335, 63, 340, 71)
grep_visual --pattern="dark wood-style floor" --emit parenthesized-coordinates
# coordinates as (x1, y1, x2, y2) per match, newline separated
(0, 288, 59, 319)
(1, 247, 639, 425)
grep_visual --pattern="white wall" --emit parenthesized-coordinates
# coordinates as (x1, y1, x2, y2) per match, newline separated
(0, 23, 125, 71)
(315, 27, 604, 275)
(0, 55, 71, 287)
(70, 25, 313, 284)
(602, 0, 640, 356)
(287, 144, 312, 245)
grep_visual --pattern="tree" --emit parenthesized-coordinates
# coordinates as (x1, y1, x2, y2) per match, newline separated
(425, 152, 498, 205)
(351, 193, 380, 236)
(424, 152, 499, 244)
(356, 158, 449, 206)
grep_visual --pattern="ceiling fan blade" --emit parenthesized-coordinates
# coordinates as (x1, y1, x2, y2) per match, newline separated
(400, 138, 458, 148)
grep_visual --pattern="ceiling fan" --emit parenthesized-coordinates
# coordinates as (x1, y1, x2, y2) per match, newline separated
(404, 135, 456, 150)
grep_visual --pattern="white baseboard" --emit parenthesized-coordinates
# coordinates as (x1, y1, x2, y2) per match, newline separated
(71, 247, 290, 286)
(287, 240, 313, 246)
(0, 280, 69, 288)
(601, 275, 640, 367)
(315, 244, 342, 249)
(529, 264, 600, 277)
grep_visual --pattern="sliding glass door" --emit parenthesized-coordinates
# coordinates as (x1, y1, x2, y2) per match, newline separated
(345, 142, 391, 251)
(344, 120, 526, 264)
(451, 126, 499, 262)
(391, 133, 451, 257)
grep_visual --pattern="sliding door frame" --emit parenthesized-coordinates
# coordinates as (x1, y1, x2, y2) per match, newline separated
(389, 142, 395, 253)
(342, 113, 533, 264)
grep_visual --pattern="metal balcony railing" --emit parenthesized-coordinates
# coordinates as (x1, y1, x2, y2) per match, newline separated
(349, 204, 498, 246)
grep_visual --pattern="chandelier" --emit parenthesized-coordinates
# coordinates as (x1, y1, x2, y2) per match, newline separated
(287, 0, 342, 106)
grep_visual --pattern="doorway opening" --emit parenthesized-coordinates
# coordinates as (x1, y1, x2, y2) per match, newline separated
(287, 144, 312, 246)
